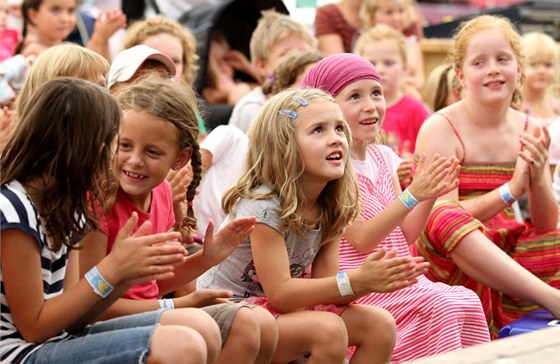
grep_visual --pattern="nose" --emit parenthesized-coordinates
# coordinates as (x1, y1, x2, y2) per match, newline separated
(487, 59, 501, 76)
(362, 96, 376, 112)
(127, 150, 144, 166)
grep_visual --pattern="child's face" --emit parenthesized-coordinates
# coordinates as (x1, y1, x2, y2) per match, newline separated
(524, 58, 555, 92)
(374, 0, 407, 32)
(114, 109, 191, 209)
(456, 28, 520, 105)
(360, 40, 405, 98)
(0, 0, 7, 33)
(335, 78, 386, 144)
(293, 100, 349, 186)
(28, 0, 76, 45)
(257, 34, 312, 78)
(142, 33, 184, 82)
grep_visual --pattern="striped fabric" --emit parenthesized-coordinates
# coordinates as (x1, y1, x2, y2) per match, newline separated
(340, 145, 490, 362)
(0, 181, 71, 363)
(414, 163, 560, 338)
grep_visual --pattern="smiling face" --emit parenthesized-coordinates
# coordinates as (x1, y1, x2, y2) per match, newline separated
(360, 39, 405, 101)
(334, 78, 386, 157)
(374, 0, 407, 32)
(29, 0, 76, 46)
(293, 100, 349, 188)
(456, 28, 521, 106)
(114, 109, 191, 210)
(524, 57, 555, 92)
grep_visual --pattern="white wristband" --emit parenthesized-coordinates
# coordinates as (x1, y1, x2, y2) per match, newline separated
(158, 298, 175, 310)
(336, 272, 354, 297)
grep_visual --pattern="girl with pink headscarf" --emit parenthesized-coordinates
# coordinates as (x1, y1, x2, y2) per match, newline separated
(302, 53, 491, 361)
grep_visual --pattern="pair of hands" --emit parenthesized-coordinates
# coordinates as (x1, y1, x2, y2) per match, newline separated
(101, 212, 256, 288)
(510, 126, 550, 198)
(351, 248, 430, 294)
(406, 153, 460, 202)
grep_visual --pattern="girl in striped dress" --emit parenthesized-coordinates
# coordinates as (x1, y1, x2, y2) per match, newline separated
(301, 53, 491, 361)
(413, 15, 560, 338)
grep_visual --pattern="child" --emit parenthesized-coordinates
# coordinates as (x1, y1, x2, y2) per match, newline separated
(360, 0, 425, 94)
(124, 15, 199, 86)
(424, 62, 463, 112)
(414, 15, 560, 338)
(199, 87, 430, 363)
(520, 32, 560, 174)
(79, 78, 277, 364)
(15, 0, 122, 60)
(228, 10, 317, 134)
(0, 77, 222, 364)
(354, 24, 430, 187)
(0, 0, 19, 61)
(302, 53, 491, 361)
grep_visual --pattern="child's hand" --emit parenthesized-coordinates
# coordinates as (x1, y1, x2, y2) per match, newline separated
(175, 289, 233, 308)
(397, 158, 414, 187)
(351, 248, 429, 294)
(201, 217, 257, 265)
(91, 9, 127, 42)
(519, 126, 550, 184)
(408, 153, 460, 201)
(101, 213, 187, 286)
(166, 163, 194, 223)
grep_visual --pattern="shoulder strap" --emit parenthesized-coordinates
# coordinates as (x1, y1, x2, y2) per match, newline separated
(437, 112, 466, 164)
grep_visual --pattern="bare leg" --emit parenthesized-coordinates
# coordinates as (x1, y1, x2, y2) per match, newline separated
(342, 304, 395, 364)
(159, 308, 222, 364)
(148, 325, 207, 364)
(273, 311, 348, 364)
(451, 230, 560, 317)
(252, 306, 279, 364)
(217, 307, 259, 364)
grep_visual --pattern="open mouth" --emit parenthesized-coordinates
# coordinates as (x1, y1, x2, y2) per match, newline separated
(326, 152, 343, 161)
(124, 170, 147, 179)
(360, 118, 378, 125)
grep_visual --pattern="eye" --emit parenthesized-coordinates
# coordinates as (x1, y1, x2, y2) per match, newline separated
(497, 56, 510, 63)
(312, 126, 324, 134)
(372, 89, 383, 97)
(335, 124, 345, 133)
(349, 93, 360, 101)
(147, 149, 161, 157)
(119, 142, 132, 151)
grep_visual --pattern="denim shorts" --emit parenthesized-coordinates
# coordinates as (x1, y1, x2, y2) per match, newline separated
(24, 310, 164, 364)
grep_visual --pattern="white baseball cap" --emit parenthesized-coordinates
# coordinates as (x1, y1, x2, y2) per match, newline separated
(107, 45, 176, 90)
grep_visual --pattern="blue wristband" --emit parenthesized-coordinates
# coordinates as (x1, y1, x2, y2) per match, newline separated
(498, 182, 516, 205)
(399, 188, 419, 209)
(85, 266, 113, 299)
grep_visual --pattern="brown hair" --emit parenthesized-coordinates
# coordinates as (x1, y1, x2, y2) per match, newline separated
(1, 78, 121, 251)
(262, 49, 323, 96)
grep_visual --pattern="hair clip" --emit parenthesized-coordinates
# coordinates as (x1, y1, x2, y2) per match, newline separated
(292, 95, 309, 106)
(278, 109, 298, 119)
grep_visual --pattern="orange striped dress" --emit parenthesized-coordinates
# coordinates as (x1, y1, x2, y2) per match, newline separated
(340, 145, 490, 362)
(412, 161, 560, 338)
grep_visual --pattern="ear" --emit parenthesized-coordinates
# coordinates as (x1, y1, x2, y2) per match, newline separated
(28, 8, 39, 26)
(516, 64, 522, 83)
(173, 146, 192, 170)
(253, 59, 269, 80)
(455, 67, 467, 89)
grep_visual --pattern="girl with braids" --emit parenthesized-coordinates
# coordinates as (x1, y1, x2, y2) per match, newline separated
(79, 78, 278, 364)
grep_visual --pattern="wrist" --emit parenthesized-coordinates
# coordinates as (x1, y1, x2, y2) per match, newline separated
(398, 188, 419, 209)
(336, 271, 354, 297)
(498, 182, 517, 205)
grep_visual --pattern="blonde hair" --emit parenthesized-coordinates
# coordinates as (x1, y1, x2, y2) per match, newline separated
(249, 10, 317, 64)
(223, 87, 359, 242)
(15, 44, 109, 114)
(521, 32, 558, 66)
(125, 16, 199, 85)
(359, 0, 408, 29)
(452, 15, 524, 109)
(424, 62, 462, 112)
(114, 78, 202, 233)
(354, 23, 407, 64)
(262, 49, 324, 96)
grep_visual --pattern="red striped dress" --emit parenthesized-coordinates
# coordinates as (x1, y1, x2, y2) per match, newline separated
(340, 145, 490, 362)
(413, 162, 560, 338)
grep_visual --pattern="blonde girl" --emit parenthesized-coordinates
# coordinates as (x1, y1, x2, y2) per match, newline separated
(1, 77, 219, 364)
(359, 0, 425, 92)
(414, 15, 560, 338)
(199, 87, 428, 363)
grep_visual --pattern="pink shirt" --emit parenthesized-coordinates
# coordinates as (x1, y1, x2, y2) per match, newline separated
(383, 95, 430, 156)
(99, 182, 175, 300)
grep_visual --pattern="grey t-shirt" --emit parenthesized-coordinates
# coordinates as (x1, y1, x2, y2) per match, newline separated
(197, 187, 323, 300)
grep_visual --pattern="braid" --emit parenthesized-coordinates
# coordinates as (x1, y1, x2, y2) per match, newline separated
(14, 20, 28, 55)
(183, 142, 202, 232)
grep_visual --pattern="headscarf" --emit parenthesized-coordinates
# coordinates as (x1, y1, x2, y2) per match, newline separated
(301, 53, 383, 97)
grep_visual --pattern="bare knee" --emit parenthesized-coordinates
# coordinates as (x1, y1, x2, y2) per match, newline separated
(252, 306, 279, 363)
(148, 325, 207, 364)
(224, 307, 261, 355)
(310, 314, 348, 359)
(160, 308, 221, 363)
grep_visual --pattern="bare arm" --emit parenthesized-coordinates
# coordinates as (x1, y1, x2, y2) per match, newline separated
(3, 214, 184, 343)
(317, 34, 345, 55)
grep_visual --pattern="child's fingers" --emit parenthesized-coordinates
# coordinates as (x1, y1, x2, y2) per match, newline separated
(115, 212, 139, 239)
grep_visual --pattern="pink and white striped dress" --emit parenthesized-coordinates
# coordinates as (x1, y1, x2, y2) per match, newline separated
(339, 144, 490, 362)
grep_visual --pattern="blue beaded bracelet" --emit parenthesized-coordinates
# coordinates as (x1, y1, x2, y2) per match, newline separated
(85, 266, 113, 299)
(498, 182, 516, 205)
(399, 188, 419, 209)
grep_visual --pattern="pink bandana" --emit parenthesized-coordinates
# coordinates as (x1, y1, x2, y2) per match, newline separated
(301, 53, 383, 97)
